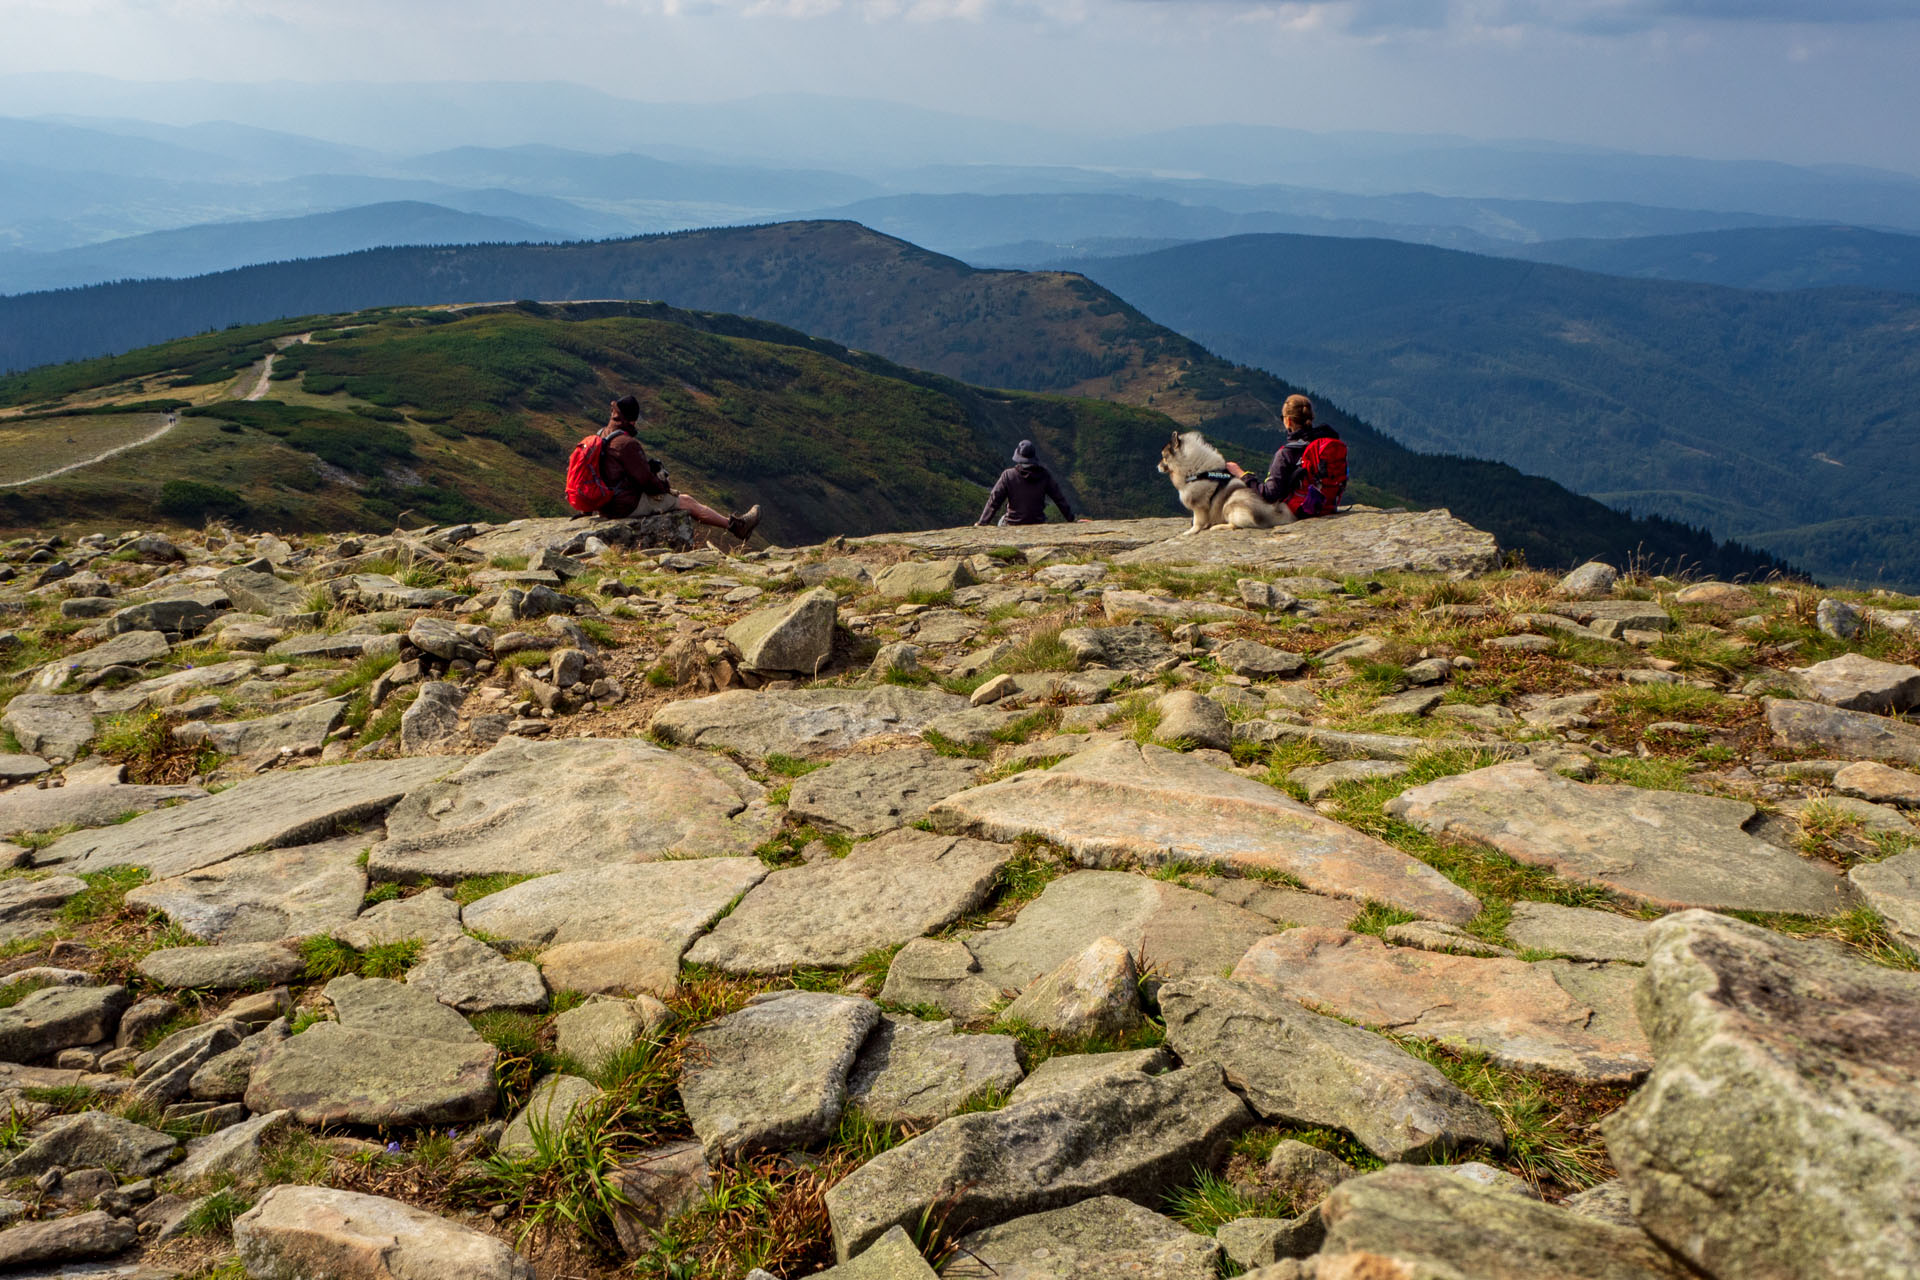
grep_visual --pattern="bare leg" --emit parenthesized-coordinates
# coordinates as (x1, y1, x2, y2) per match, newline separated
(675, 493, 730, 530)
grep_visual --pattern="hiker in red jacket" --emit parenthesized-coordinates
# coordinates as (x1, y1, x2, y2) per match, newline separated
(1225, 394, 1347, 518)
(580, 395, 760, 541)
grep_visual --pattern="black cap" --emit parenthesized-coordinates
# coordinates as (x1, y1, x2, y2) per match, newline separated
(1012, 439, 1038, 463)
(613, 395, 641, 423)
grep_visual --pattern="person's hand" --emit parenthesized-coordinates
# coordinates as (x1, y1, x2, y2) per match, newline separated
(1225, 461, 1245, 478)
(1077, 517, 1092, 523)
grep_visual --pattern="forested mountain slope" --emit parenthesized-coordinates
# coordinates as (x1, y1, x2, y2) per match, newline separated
(0, 222, 1789, 578)
(1077, 233, 1920, 589)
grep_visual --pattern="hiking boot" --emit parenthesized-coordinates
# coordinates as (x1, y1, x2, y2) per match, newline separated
(727, 505, 761, 543)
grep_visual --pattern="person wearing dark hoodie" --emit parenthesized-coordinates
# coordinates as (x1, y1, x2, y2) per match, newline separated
(594, 395, 761, 541)
(977, 440, 1081, 526)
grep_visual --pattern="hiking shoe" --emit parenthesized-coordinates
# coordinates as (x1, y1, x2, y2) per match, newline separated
(727, 505, 761, 542)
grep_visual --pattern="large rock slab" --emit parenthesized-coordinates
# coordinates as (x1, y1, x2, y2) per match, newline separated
(87, 656, 257, 714)
(138, 941, 305, 990)
(406, 935, 549, 1014)
(1850, 850, 1920, 944)
(1765, 696, 1920, 768)
(331, 887, 464, 950)
(1111, 509, 1501, 574)
(1160, 975, 1504, 1161)
(852, 518, 1190, 558)
(726, 586, 836, 676)
(0, 984, 132, 1062)
(824, 1062, 1252, 1259)
(0, 1110, 177, 1177)
(679, 991, 881, 1161)
(1834, 761, 1920, 809)
(461, 856, 767, 953)
(67, 628, 170, 672)
(1603, 909, 1920, 1280)
(877, 937, 1002, 1021)
(245, 1021, 497, 1126)
(650, 687, 968, 760)
(1385, 761, 1851, 915)
(0, 874, 87, 945)
(325, 974, 481, 1043)
(1059, 623, 1174, 671)
(932, 741, 1479, 923)
(961, 871, 1275, 997)
(39, 757, 450, 879)
(845, 1014, 1024, 1127)
(0, 694, 94, 763)
(684, 831, 1011, 973)
(1788, 653, 1920, 714)
(873, 559, 977, 600)
(217, 566, 307, 616)
(0, 779, 207, 840)
(174, 696, 345, 757)
(234, 1185, 534, 1280)
(943, 1196, 1222, 1280)
(1235, 929, 1652, 1082)
(787, 748, 986, 837)
(125, 831, 368, 942)
(1314, 1165, 1693, 1280)
(1505, 901, 1655, 963)
(367, 737, 775, 882)
(0, 1210, 137, 1269)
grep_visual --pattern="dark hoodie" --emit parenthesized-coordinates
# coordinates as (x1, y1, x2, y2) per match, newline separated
(979, 461, 1074, 525)
(1255, 423, 1342, 506)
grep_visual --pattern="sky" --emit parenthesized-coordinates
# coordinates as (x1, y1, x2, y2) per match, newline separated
(2, 0, 1917, 174)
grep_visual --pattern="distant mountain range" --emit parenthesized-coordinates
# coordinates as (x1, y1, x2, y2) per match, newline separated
(1074, 233, 1920, 589)
(0, 221, 1789, 582)
(0, 203, 572, 295)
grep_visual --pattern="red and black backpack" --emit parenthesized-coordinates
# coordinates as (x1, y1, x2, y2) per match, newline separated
(1286, 434, 1349, 518)
(565, 427, 618, 515)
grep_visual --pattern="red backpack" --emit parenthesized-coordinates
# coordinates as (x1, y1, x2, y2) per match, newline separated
(1286, 435, 1349, 518)
(565, 427, 617, 515)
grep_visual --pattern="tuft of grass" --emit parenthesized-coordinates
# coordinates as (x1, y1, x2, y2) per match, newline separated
(989, 624, 1075, 675)
(1345, 901, 1420, 937)
(297, 934, 423, 981)
(178, 1185, 253, 1234)
(1732, 905, 1919, 971)
(60, 866, 150, 928)
(453, 873, 536, 906)
(259, 1128, 333, 1186)
(763, 753, 827, 779)
(985, 1014, 1166, 1070)
(1593, 757, 1694, 791)
(1163, 1168, 1290, 1235)
(922, 730, 992, 760)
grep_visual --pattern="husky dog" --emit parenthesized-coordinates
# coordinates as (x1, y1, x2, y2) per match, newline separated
(1157, 430, 1293, 534)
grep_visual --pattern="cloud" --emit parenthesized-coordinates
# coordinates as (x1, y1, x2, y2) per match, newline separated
(1116, 0, 1920, 36)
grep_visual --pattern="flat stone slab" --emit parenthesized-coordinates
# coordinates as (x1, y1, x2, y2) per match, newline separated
(1787, 653, 1920, 714)
(325, 974, 481, 1043)
(0, 754, 50, 783)
(650, 687, 969, 761)
(944, 1196, 1222, 1280)
(1850, 851, 1920, 944)
(245, 1021, 497, 1126)
(685, 831, 1012, 973)
(1112, 509, 1501, 574)
(824, 1062, 1251, 1259)
(69, 628, 171, 672)
(1315, 1165, 1693, 1280)
(406, 935, 548, 1014)
(331, 887, 464, 950)
(126, 831, 368, 943)
(1162, 975, 1504, 1161)
(1234, 928, 1652, 1082)
(959, 870, 1275, 996)
(1101, 589, 1248, 622)
(87, 657, 257, 714)
(175, 696, 345, 757)
(0, 984, 131, 1062)
(0, 781, 206, 840)
(1059, 624, 1174, 671)
(851, 518, 1191, 558)
(1604, 910, 1920, 1280)
(680, 991, 881, 1161)
(1505, 901, 1655, 963)
(0, 694, 95, 763)
(1765, 697, 1920, 768)
(787, 748, 987, 837)
(234, 1185, 533, 1280)
(0, 875, 87, 945)
(40, 758, 451, 880)
(1834, 761, 1920, 809)
(138, 941, 305, 990)
(461, 856, 768, 952)
(932, 741, 1480, 923)
(845, 1013, 1024, 1127)
(1385, 761, 1852, 915)
(368, 737, 775, 882)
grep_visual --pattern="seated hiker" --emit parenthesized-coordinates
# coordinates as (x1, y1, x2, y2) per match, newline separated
(567, 395, 760, 541)
(1225, 394, 1348, 518)
(976, 440, 1085, 526)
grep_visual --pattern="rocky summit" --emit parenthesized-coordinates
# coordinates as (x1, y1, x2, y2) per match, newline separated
(0, 514, 1914, 1280)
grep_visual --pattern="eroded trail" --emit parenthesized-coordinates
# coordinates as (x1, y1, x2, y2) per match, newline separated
(0, 411, 175, 488)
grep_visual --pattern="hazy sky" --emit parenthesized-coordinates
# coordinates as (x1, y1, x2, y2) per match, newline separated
(4, 0, 1917, 173)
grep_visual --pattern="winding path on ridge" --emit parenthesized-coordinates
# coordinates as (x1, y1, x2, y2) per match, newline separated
(2, 330, 314, 488)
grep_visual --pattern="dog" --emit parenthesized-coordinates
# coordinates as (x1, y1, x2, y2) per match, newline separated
(1157, 430, 1294, 534)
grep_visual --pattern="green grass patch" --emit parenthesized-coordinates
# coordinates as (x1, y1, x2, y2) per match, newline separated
(453, 873, 536, 906)
(297, 935, 423, 982)
(1593, 757, 1694, 791)
(1163, 1168, 1290, 1235)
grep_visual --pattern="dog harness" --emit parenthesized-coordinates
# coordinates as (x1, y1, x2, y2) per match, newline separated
(1197, 469, 1239, 498)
